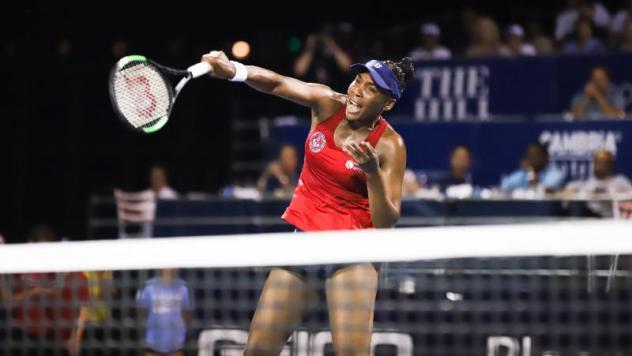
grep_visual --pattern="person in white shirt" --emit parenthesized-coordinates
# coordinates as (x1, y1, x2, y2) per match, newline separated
(149, 165, 178, 200)
(409, 22, 452, 61)
(500, 24, 537, 56)
(565, 150, 632, 216)
(555, 0, 610, 41)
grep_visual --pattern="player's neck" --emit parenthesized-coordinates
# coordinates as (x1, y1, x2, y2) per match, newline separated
(345, 115, 379, 132)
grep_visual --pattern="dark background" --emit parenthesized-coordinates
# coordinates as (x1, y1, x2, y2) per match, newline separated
(0, 0, 618, 242)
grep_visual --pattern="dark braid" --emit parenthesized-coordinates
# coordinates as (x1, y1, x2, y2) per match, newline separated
(384, 57, 415, 94)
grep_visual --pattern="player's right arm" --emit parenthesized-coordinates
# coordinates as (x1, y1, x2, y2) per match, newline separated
(200, 51, 345, 124)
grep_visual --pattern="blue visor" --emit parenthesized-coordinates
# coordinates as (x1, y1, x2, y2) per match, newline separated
(350, 60, 402, 99)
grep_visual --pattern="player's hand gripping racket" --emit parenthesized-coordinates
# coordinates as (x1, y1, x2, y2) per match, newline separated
(109, 55, 212, 133)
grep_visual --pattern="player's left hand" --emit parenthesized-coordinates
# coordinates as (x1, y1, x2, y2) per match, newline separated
(342, 141, 380, 174)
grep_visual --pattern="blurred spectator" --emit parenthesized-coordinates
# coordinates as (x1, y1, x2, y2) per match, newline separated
(610, 0, 632, 45)
(136, 269, 192, 356)
(294, 25, 353, 90)
(618, 21, 632, 51)
(528, 21, 556, 54)
(565, 150, 632, 216)
(566, 150, 632, 196)
(500, 24, 537, 56)
(403, 169, 424, 198)
(466, 17, 502, 58)
(150, 165, 178, 200)
(257, 144, 299, 198)
(562, 17, 606, 54)
(457, 7, 480, 53)
(555, 0, 611, 41)
(409, 23, 452, 61)
(434, 145, 474, 196)
(569, 66, 625, 119)
(501, 143, 566, 193)
(0, 233, 6, 303)
(7, 225, 89, 356)
(82, 271, 114, 349)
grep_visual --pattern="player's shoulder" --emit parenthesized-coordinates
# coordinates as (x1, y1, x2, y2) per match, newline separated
(378, 124, 405, 152)
(311, 89, 347, 126)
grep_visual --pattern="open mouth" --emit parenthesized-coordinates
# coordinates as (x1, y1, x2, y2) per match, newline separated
(347, 99, 362, 114)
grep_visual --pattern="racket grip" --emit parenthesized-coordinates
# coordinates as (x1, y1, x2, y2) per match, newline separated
(188, 62, 213, 78)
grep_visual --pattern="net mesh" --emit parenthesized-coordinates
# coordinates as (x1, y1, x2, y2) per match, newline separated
(111, 61, 172, 128)
(1, 223, 632, 356)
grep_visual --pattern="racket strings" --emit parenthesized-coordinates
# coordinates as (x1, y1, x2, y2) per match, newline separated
(112, 62, 172, 128)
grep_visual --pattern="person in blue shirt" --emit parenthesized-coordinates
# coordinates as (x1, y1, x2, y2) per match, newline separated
(501, 143, 566, 193)
(136, 269, 192, 356)
(569, 66, 625, 119)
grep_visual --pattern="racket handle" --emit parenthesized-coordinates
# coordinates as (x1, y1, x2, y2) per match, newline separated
(188, 62, 213, 78)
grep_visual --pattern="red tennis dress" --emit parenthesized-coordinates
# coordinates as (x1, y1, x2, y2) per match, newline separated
(281, 105, 388, 231)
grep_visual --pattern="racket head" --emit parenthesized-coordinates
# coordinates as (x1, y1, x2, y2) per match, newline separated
(109, 55, 174, 134)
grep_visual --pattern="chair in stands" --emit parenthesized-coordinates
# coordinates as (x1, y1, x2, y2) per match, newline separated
(113, 189, 156, 239)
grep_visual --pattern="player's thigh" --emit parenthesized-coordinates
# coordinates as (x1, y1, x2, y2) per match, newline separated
(326, 263, 378, 356)
(245, 268, 313, 356)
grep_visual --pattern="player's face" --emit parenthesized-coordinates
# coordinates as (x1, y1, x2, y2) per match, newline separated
(346, 72, 395, 121)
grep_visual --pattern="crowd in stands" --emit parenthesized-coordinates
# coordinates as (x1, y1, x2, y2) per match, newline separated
(0, 226, 192, 355)
(400, 142, 632, 217)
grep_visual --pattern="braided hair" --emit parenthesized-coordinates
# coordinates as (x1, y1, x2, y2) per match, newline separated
(384, 57, 415, 96)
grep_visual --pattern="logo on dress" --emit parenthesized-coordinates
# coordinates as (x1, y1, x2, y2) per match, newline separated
(309, 131, 326, 153)
(345, 160, 364, 173)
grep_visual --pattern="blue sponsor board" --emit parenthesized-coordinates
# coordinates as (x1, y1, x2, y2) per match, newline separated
(389, 53, 632, 120)
(272, 120, 631, 187)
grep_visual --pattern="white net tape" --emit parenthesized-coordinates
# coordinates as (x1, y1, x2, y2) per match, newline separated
(2, 220, 632, 356)
(0, 220, 631, 273)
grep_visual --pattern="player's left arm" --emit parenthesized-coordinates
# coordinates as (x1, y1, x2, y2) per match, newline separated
(343, 131, 406, 228)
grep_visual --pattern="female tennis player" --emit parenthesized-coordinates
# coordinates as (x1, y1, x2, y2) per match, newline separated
(201, 50, 412, 356)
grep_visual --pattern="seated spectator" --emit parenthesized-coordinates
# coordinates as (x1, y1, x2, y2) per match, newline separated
(528, 21, 556, 55)
(569, 67, 625, 119)
(257, 144, 299, 198)
(566, 150, 632, 196)
(609, 0, 631, 46)
(150, 165, 178, 200)
(402, 169, 424, 198)
(555, 0, 611, 41)
(501, 143, 566, 193)
(500, 24, 537, 56)
(618, 21, 632, 52)
(409, 22, 452, 61)
(565, 150, 632, 216)
(562, 17, 606, 54)
(466, 17, 502, 58)
(433, 145, 474, 197)
(136, 269, 192, 356)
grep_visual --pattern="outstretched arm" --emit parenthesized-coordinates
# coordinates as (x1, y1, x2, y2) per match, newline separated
(200, 51, 345, 121)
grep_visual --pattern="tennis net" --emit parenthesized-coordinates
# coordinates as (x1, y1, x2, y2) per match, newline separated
(1, 220, 632, 356)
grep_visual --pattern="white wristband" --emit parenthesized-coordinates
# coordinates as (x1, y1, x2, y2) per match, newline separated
(229, 61, 248, 82)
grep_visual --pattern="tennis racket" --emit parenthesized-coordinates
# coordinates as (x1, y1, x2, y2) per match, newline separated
(109, 55, 212, 133)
